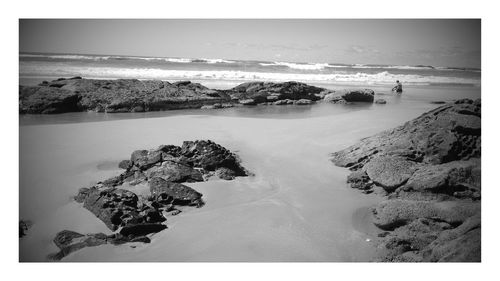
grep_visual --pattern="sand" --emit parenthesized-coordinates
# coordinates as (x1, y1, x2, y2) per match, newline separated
(19, 85, 480, 261)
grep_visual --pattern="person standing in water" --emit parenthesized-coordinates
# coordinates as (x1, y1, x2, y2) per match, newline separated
(392, 80, 403, 93)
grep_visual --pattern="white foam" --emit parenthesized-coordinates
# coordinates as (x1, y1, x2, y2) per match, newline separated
(20, 62, 481, 86)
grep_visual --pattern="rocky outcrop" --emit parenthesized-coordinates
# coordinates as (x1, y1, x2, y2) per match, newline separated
(324, 89, 375, 103)
(20, 78, 382, 114)
(330, 99, 481, 262)
(20, 78, 231, 114)
(227, 81, 324, 104)
(48, 140, 249, 260)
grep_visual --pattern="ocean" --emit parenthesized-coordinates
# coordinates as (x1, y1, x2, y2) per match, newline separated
(19, 52, 481, 88)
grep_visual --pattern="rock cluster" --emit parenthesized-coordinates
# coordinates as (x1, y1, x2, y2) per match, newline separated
(20, 78, 380, 114)
(48, 140, 248, 260)
(330, 99, 481, 262)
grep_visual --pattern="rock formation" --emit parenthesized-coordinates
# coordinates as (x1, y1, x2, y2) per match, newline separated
(48, 140, 249, 260)
(20, 78, 379, 114)
(330, 99, 481, 262)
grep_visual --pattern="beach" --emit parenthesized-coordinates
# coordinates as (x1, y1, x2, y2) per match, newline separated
(19, 82, 480, 261)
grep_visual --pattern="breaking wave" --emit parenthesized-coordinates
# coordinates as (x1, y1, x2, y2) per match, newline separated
(20, 63, 481, 86)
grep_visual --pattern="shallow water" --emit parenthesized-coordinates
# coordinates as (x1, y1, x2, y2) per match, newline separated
(19, 85, 480, 261)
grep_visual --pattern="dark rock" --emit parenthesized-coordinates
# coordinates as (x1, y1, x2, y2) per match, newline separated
(75, 186, 143, 231)
(346, 170, 372, 190)
(149, 177, 204, 207)
(339, 89, 375, 102)
(375, 99, 387, 104)
(145, 161, 203, 183)
(215, 167, 236, 180)
(229, 81, 324, 103)
(119, 223, 167, 237)
(179, 140, 248, 175)
(118, 160, 132, 170)
(19, 220, 32, 238)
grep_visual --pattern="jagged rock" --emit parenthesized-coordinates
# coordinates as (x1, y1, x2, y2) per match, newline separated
(145, 161, 203, 183)
(338, 89, 374, 102)
(119, 223, 167, 237)
(75, 186, 146, 231)
(215, 167, 236, 180)
(149, 177, 204, 207)
(180, 140, 248, 175)
(230, 81, 324, 103)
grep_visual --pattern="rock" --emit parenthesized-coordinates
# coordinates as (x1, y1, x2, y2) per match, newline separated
(323, 93, 344, 103)
(47, 230, 107, 261)
(149, 177, 204, 207)
(430, 101, 447, 104)
(401, 159, 480, 199)
(375, 99, 387, 104)
(421, 214, 481, 262)
(75, 186, 145, 231)
(179, 140, 248, 175)
(200, 105, 215, 109)
(145, 161, 203, 183)
(346, 170, 372, 190)
(19, 220, 32, 238)
(20, 78, 231, 114)
(372, 199, 480, 231)
(130, 150, 162, 170)
(295, 99, 312, 105)
(330, 99, 481, 169)
(364, 156, 417, 192)
(62, 140, 248, 259)
(273, 100, 289, 105)
(119, 223, 167, 237)
(118, 160, 132, 170)
(239, 99, 256, 106)
(47, 230, 153, 260)
(330, 99, 481, 262)
(229, 81, 324, 103)
(339, 89, 375, 102)
(266, 95, 279, 101)
(215, 167, 236, 180)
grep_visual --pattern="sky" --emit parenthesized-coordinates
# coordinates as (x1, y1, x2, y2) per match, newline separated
(19, 19, 481, 68)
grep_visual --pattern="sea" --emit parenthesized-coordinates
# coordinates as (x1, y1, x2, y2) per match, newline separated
(19, 52, 481, 89)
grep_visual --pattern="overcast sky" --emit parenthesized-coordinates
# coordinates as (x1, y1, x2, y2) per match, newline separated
(19, 19, 480, 68)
